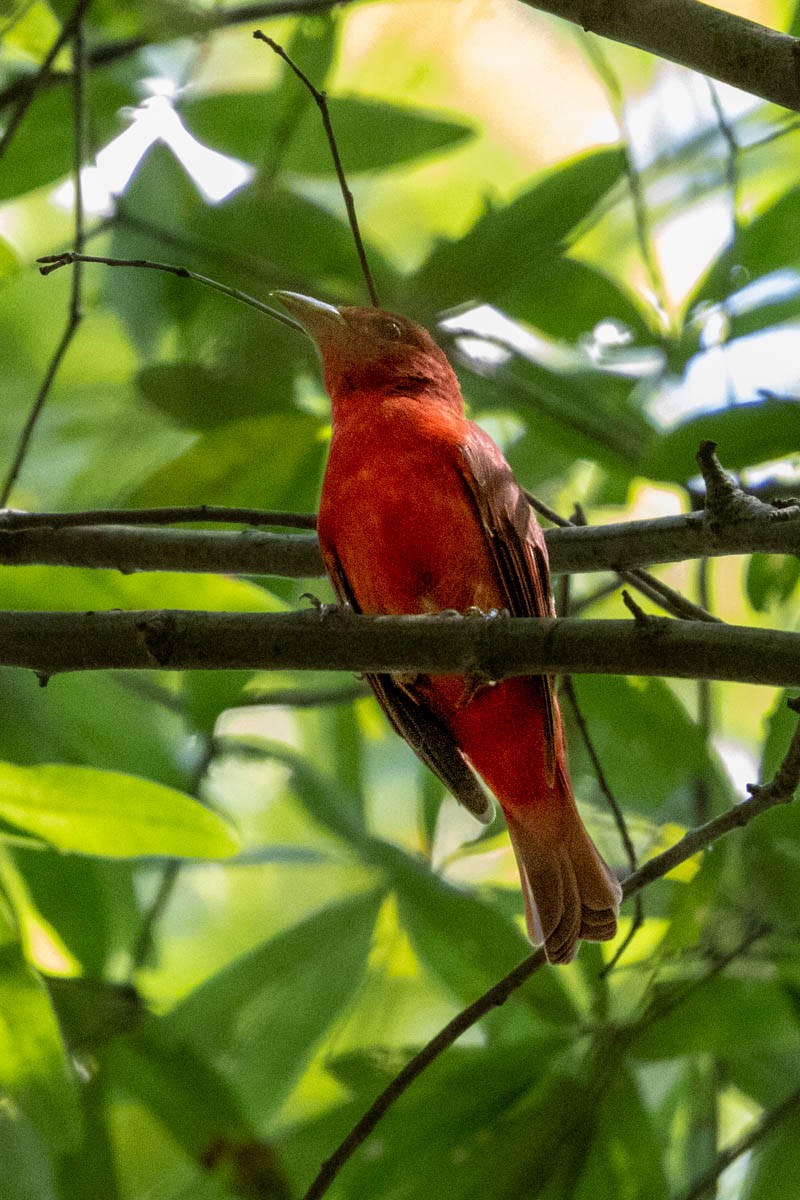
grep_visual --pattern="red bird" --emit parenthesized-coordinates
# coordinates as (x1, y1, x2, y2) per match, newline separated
(275, 293, 621, 964)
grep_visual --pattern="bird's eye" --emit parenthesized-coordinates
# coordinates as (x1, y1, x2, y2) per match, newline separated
(380, 318, 404, 340)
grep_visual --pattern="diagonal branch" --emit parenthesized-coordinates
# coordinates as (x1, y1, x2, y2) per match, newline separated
(299, 702, 800, 1200)
(520, 0, 800, 113)
(0, 8, 88, 507)
(37, 252, 302, 332)
(675, 1080, 800, 1200)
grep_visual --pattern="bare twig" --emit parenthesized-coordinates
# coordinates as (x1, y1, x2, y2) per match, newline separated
(525, 491, 720, 622)
(299, 705, 800, 1200)
(253, 31, 379, 307)
(0, 505, 317, 531)
(676, 1081, 800, 1200)
(621, 588, 652, 623)
(0, 10, 88, 507)
(130, 735, 216, 975)
(561, 676, 642, 971)
(696, 440, 777, 525)
(0, 0, 92, 163)
(37, 252, 303, 332)
(578, 32, 668, 316)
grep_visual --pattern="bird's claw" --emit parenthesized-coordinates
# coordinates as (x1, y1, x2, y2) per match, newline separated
(300, 592, 351, 618)
(457, 670, 495, 707)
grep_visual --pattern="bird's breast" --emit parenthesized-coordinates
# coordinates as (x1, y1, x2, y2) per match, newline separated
(318, 419, 503, 617)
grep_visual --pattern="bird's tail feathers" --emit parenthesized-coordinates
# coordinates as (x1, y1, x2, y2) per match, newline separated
(505, 799, 622, 965)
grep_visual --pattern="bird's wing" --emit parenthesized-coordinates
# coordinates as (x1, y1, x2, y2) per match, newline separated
(322, 544, 494, 824)
(458, 423, 558, 778)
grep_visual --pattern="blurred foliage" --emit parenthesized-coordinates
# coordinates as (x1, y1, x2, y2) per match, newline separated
(1, 2, 799, 1199)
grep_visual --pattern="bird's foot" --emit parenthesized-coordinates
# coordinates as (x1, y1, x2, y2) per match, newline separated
(457, 669, 495, 708)
(300, 592, 352, 619)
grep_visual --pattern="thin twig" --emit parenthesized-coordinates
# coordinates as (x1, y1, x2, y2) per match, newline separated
(675, 1081, 800, 1200)
(525, 491, 720, 622)
(253, 31, 380, 307)
(579, 32, 668, 317)
(37, 252, 303, 332)
(130, 735, 215, 975)
(0, 9, 88, 508)
(561, 676, 643, 971)
(0, 505, 317, 531)
(694, 557, 714, 825)
(0, 0, 91, 163)
(299, 705, 800, 1200)
(240, 681, 370, 707)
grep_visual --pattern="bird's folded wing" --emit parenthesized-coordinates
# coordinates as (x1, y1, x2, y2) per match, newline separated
(323, 545, 495, 824)
(458, 427, 557, 780)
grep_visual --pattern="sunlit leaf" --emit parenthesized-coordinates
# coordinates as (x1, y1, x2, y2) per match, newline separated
(0, 763, 240, 858)
(643, 396, 800, 482)
(0, 897, 81, 1155)
(410, 147, 626, 313)
(162, 890, 384, 1122)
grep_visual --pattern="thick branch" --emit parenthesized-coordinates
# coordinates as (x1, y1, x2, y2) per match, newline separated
(1, 610, 798, 686)
(521, 0, 800, 113)
(0, 507, 797, 578)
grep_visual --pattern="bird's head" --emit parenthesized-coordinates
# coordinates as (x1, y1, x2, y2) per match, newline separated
(272, 291, 460, 414)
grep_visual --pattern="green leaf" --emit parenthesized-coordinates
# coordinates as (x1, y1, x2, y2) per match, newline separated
(410, 147, 626, 313)
(746, 553, 800, 612)
(565, 676, 723, 819)
(0, 763, 240, 858)
(0, 235, 20, 280)
(0, 73, 130, 202)
(392, 855, 576, 1024)
(505, 254, 652, 341)
(162, 890, 383, 1122)
(744, 692, 800, 927)
(103, 1025, 255, 1163)
(0, 1106, 60, 1200)
(232, 739, 369, 849)
(457, 349, 650, 474)
(129, 412, 327, 513)
(692, 188, 800, 310)
(632, 977, 800, 1060)
(0, 668, 187, 790)
(741, 1108, 800, 1200)
(643, 396, 800, 483)
(286, 97, 474, 174)
(0, 898, 81, 1155)
(574, 1068, 668, 1200)
(46, 977, 144, 1054)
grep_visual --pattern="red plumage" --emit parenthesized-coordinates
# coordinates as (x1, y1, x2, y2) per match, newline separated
(275, 293, 621, 964)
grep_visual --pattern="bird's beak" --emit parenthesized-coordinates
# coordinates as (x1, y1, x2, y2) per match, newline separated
(270, 290, 346, 342)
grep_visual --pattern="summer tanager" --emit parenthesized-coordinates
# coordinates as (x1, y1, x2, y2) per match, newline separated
(275, 292, 622, 964)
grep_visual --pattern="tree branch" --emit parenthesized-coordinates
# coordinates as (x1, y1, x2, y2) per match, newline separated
(675, 1081, 800, 1200)
(0, 505, 797, 578)
(299, 703, 800, 1200)
(520, 0, 800, 113)
(0, 1, 358, 116)
(1, 609, 799, 686)
(0, 9, 88, 507)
